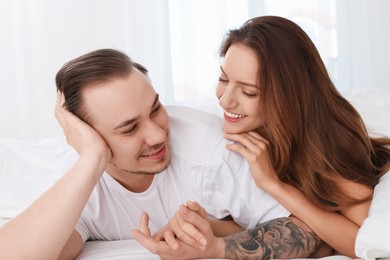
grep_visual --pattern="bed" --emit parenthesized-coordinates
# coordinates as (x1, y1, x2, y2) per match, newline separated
(1, 88, 390, 259)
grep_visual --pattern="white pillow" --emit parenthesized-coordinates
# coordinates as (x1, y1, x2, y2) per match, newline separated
(355, 171, 390, 259)
(341, 88, 390, 138)
(0, 137, 76, 218)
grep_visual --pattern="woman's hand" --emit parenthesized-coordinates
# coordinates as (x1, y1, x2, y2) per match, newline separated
(55, 91, 111, 169)
(152, 201, 209, 250)
(224, 131, 279, 191)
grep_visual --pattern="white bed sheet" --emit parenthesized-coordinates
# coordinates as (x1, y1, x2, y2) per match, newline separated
(76, 240, 159, 260)
(76, 239, 354, 260)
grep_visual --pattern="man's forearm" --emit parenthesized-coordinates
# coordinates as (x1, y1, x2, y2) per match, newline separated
(0, 155, 103, 259)
(223, 217, 324, 259)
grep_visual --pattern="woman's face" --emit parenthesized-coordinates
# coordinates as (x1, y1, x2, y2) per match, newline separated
(216, 44, 265, 134)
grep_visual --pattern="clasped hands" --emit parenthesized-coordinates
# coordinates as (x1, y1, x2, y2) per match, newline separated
(132, 201, 226, 259)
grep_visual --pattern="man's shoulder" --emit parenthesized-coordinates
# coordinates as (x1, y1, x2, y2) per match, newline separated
(166, 105, 223, 135)
(166, 105, 225, 161)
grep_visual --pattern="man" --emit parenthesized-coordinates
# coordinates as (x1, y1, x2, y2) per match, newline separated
(0, 49, 325, 259)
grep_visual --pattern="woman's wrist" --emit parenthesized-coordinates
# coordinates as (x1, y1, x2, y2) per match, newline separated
(261, 176, 284, 196)
(211, 237, 227, 258)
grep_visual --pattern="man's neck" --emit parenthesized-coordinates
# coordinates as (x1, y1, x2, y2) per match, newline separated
(106, 166, 155, 193)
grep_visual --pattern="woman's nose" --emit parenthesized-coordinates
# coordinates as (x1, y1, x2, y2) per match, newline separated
(218, 86, 236, 109)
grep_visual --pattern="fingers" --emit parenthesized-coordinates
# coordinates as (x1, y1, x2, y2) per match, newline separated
(55, 90, 64, 109)
(225, 132, 268, 150)
(154, 225, 196, 251)
(169, 207, 205, 250)
(133, 229, 205, 259)
(162, 228, 179, 250)
(246, 131, 269, 145)
(139, 212, 151, 237)
(177, 203, 213, 250)
(55, 91, 61, 111)
(135, 212, 181, 252)
(225, 132, 279, 189)
(152, 203, 210, 251)
(54, 91, 81, 132)
(132, 212, 161, 253)
(152, 224, 179, 250)
(224, 132, 270, 161)
(179, 205, 210, 236)
(153, 232, 164, 242)
(132, 229, 161, 254)
(186, 201, 208, 219)
(55, 91, 65, 126)
(135, 206, 214, 258)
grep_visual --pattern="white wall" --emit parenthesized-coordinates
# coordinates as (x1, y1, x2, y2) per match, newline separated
(336, 0, 390, 89)
(0, 0, 389, 139)
(0, 0, 171, 139)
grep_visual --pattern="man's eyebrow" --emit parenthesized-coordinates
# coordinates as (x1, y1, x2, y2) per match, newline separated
(113, 93, 160, 131)
(113, 117, 138, 131)
(220, 66, 259, 89)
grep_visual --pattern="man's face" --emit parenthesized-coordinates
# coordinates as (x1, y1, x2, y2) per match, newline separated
(82, 68, 171, 177)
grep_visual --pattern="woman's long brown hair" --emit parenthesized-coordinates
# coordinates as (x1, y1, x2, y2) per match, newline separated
(220, 16, 390, 210)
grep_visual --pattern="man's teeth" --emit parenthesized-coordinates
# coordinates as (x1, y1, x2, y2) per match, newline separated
(225, 111, 245, 119)
(143, 147, 162, 156)
(144, 151, 157, 156)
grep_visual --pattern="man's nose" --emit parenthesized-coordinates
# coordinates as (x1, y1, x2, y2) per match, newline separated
(143, 120, 166, 146)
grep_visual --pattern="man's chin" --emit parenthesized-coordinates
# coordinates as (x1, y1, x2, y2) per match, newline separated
(155, 157, 171, 173)
(108, 157, 170, 175)
(140, 157, 171, 175)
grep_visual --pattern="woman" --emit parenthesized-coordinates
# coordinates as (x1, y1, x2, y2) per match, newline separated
(145, 16, 390, 258)
(218, 15, 390, 257)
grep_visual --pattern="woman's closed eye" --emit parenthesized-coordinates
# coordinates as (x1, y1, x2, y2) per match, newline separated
(242, 90, 258, 97)
(218, 77, 229, 83)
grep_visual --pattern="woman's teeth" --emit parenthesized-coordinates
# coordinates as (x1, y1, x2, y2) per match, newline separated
(225, 110, 245, 119)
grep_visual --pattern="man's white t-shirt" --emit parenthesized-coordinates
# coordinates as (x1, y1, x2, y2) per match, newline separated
(75, 106, 290, 242)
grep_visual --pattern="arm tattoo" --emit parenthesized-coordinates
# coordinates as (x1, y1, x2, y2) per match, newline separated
(223, 217, 323, 259)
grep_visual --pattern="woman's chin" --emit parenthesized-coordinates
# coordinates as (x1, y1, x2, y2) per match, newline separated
(223, 125, 245, 134)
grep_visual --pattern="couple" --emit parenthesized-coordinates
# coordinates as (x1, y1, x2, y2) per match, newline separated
(1, 16, 389, 259)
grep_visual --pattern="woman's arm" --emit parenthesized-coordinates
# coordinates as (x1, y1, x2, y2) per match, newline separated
(336, 178, 372, 226)
(209, 218, 243, 237)
(222, 216, 331, 259)
(224, 131, 371, 257)
(268, 180, 365, 257)
(133, 203, 329, 259)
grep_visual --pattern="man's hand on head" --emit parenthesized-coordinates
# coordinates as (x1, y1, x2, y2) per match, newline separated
(55, 91, 111, 170)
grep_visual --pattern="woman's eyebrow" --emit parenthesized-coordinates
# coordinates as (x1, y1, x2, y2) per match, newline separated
(220, 66, 228, 77)
(220, 66, 259, 89)
(237, 80, 259, 89)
